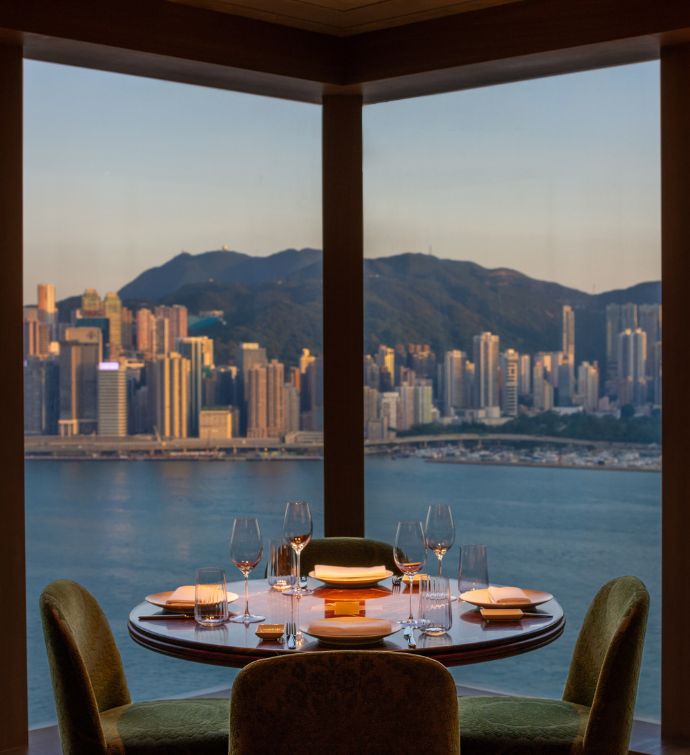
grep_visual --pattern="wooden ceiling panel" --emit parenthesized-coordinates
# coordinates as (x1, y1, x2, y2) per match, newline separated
(168, 0, 523, 36)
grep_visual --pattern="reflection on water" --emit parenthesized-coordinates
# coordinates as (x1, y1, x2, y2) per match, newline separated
(25, 458, 659, 724)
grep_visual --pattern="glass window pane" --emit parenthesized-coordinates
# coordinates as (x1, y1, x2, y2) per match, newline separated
(24, 61, 322, 724)
(364, 62, 660, 720)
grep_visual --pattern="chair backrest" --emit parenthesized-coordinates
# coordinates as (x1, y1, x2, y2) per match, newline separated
(40, 580, 131, 755)
(229, 650, 459, 755)
(299, 536, 398, 576)
(563, 576, 649, 755)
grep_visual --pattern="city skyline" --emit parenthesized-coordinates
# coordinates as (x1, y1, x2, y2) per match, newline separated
(24, 60, 660, 302)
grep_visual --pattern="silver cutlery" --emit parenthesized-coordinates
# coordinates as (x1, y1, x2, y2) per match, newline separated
(286, 621, 297, 649)
(391, 575, 402, 593)
(403, 626, 416, 648)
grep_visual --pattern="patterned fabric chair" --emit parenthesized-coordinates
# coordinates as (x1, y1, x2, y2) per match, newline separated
(229, 650, 460, 755)
(459, 576, 649, 755)
(40, 580, 229, 754)
(299, 536, 398, 576)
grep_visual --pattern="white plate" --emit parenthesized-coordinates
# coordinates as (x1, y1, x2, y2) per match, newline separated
(145, 590, 239, 613)
(301, 619, 403, 646)
(460, 587, 553, 609)
(309, 569, 394, 588)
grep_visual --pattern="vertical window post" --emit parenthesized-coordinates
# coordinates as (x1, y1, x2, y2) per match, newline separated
(661, 42, 690, 746)
(0, 40, 28, 750)
(322, 94, 364, 536)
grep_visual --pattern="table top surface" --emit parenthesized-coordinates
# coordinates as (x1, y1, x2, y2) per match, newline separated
(128, 578, 565, 668)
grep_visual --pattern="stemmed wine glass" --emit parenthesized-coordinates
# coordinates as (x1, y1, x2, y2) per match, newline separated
(229, 517, 265, 624)
(282, 500, 313, 596)
(393, 520, 427, 626)
(424, 504, 455, 575)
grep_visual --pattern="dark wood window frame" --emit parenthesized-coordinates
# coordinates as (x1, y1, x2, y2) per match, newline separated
(1, 2, 689, 750)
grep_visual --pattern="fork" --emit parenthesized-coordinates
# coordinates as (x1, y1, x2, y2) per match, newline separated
(391, 575, 402, 593)
(286, 621, 297, 650)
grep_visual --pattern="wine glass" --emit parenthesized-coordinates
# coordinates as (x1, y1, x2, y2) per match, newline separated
(393, 520, 427, 626)
(282, 500, 313, 596)
(229, 517, 265, 623)
(424, 504, 455, 575)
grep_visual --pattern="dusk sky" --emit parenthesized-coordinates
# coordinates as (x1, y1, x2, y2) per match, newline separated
(24, 60, 660, 303)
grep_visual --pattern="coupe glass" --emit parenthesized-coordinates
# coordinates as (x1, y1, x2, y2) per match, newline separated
(282, 500, 313, 596)
(229, 517, 265, 623)
(424, 504, 455, 575)
(393, 520, 427, 626)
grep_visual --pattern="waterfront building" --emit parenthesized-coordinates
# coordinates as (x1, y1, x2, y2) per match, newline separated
(442, 349, 466, 417)
(397, 384, 415, 431)
(283, 383, 301, 433)
(238, 342, 267, 433)
(199, 408, 233, 440)
(23, 308, 51, 358)
(58, 327, 102, 436)
(23, 357, 59, 435)
(500, 349, 519, 417)
(266, 359, 285, 437)
(97, 362, 127, 436)
(380, 391, 400, 431)
(473, 332, 500, 411)
(618, 328, 648, 406)
(247, 363, 268, 438)
(363, 386, 379, 430)
(177, 337, 207, 436)
(147, 352, 190, 439)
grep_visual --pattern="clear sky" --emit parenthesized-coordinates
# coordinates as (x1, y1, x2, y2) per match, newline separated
(24, 60, 660, 303)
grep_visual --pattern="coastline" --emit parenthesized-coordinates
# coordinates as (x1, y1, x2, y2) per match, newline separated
(426, 458, 660, 473)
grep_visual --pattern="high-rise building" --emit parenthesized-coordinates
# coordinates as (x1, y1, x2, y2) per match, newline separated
(37, 283, 57, 339)
(247, 364, 268, 438)
(413, 380, 433, 425)
(638, 304, 662, 387)
(23, 307, 51, 358)
(376, 346, 395, 389)
(518, 354, 531, 396)
(304, 356, 324, 431)
(532, 358, 554, 411)
(177, 337, 207, 436)
(199, 408, 233, 440)
(606, 303, 638, 383)
(500, 349, 519, 417)
(97, 362, 127, 436)
(363, 386, 379, 427)
(147, 353, 190, 438)
(121, 307, 134, 350)
(103, 292, 123, 359)
(24, 357, 59, 435)
(81, 288, 103, 315)
(442, 350, 466, 417)
(473, 332, 500, 411)
(283, 383, 301, 433)
(238, 342, 267, 433)
(562, 305, 575, 365)
(136, 308, 156, 356)
(617, 328, 647, 406)
(577, 361, 600, 411)
(266, 359, 285, 437)
(154, 305, 189, 351)
(58, 327, 102, 436)
(396, 384, 415, 431)
(380, 392, 400, 431)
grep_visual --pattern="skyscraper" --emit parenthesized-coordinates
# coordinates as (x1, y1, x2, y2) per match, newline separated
(442, 350, 466, 417)
(266, 359, 285, 437)
(617, 328, 647, 406)
(24, 357, 59, 435)
(37, 283, 57, 339)
(518, 354, 531, 396)
(58, 327, 102, 436)
(500, 349, 519, 417)
(136, 308, 155, 356)
(577, 362, 600, 411)
(238, 342, 267, 433)
(473, 332, 500, 413)
(81, 288, 103, 315)
(103, 292, 123, 359)
(247, 364, 268, 438)
(97, 362, 127, 436)
(177, 337, 206, 436)
(532, 358, 554, 411)
(562, 305, 575, 365)
(147, 352, 190, 438)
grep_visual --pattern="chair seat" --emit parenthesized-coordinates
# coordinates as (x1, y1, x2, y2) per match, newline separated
(100, 698, 229, 754)
(459, 696, 589, 755)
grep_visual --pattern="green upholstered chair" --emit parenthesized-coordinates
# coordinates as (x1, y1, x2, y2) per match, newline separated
(229, 650, 460, 755)
(298, 536, 398, 576)
(40, 580, 229, 755)
(459, 575, 649, 755)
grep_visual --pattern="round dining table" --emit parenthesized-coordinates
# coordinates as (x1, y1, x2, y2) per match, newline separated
(129, 578, 564, 668)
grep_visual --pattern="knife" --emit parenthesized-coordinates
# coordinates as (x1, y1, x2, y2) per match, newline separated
(403, 626, 416, 648)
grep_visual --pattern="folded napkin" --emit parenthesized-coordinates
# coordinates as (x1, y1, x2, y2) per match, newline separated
(166, 585, 225, 606)
(488, 586, 531, 604)
(313, 564, 388, 580)
(306, 617, 393, 637)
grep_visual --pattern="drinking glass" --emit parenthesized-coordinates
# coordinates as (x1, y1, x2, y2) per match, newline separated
(458, 544, 489, 597)
(194, 567, 229, 627)
(393, 520, 427, 626)
(418, 575, 452, 635)
(229, 517, 265, 623)
(424, 504, 455, 575)
(268, 538, 296, 591)
(282, 500, 313, 596)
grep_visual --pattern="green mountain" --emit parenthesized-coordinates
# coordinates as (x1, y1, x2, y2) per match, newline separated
(61, 249, 661, 366)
